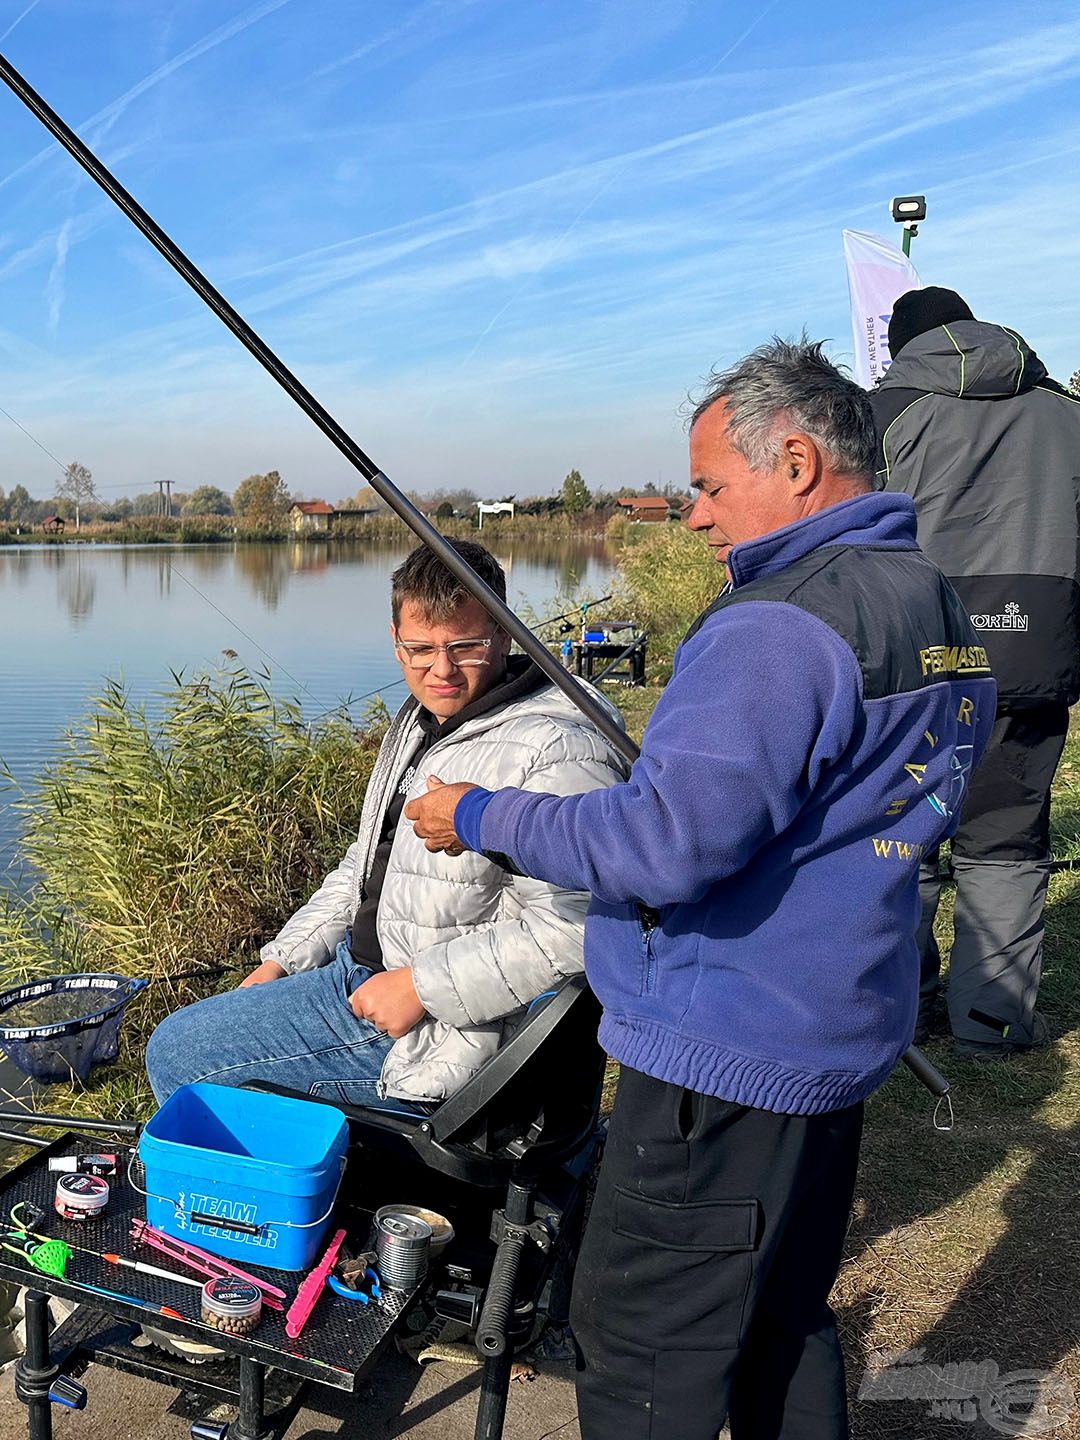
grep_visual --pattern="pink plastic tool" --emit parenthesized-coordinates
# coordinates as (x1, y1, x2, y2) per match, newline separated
(284, 1227, 347, 1340)
(129, 1219, 286, 1310)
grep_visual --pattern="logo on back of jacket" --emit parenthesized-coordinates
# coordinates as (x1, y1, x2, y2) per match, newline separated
(969, 601, 1029, 632)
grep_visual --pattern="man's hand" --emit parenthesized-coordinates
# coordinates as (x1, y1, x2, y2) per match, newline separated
(404, 775, 477, 854)
(350, 968, 426, 1038)
(238, 959, 287, 988)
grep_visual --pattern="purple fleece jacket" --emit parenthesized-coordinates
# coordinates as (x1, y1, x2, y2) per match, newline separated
(455, 494, 996, 1114)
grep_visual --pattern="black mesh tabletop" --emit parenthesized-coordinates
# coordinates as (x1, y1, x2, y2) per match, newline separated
(0, 1134, 425, 1391)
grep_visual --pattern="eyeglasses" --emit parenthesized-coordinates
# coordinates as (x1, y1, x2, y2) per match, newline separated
(393, 633, 499, 670)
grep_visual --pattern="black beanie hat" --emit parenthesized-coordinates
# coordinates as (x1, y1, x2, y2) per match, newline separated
(888, 286, 975, 358)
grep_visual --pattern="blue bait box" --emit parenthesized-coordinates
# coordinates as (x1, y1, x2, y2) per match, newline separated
(137, 1083, 348, 1272)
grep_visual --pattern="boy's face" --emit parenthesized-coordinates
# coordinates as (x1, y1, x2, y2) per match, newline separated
(392, 596, 511, 721)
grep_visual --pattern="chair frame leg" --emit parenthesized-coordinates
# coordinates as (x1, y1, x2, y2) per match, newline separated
(473, 1350, 513, 1440)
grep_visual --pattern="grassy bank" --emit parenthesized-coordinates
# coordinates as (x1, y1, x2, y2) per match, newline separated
(0, 511, 614, 546)
(1, 524, 1078, 1430)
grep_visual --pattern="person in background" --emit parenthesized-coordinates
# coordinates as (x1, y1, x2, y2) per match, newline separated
(872, 286, 1080, 1057)
(146, 540, 626, 1108)
(406, 339, 995, 1440)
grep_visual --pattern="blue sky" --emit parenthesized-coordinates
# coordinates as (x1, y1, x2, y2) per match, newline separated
(1, 0, 1079, 502)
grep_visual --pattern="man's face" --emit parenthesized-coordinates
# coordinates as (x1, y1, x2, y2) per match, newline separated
(685, 401, 801, 564)
(392, 596, 511, 721)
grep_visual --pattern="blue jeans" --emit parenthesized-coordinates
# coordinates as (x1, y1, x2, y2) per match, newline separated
(145, 943, 427, 1117)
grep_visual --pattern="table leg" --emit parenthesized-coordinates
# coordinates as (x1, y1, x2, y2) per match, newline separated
(14, 1291, 58, 1440)
(234, 1357, 271, 1440)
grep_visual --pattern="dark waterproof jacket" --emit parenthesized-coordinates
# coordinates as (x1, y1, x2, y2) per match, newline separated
(871, 321, 1080, 705)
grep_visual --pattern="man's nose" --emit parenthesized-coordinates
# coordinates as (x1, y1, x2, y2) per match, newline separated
(431, 646, 459, 678)
(684, 494, 709, 531)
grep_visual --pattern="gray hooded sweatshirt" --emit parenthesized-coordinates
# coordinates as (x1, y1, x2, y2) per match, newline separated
(871, 320, 1080, 705)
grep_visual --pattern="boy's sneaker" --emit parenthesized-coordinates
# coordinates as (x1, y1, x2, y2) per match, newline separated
(953, 1011, 1051, 1062)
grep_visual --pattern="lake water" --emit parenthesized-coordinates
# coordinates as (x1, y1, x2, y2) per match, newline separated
(0, 536, 614, 1120)
(0, 536, 615, 888)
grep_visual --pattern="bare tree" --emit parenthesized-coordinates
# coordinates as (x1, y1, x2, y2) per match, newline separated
(58, 461, 97, 532)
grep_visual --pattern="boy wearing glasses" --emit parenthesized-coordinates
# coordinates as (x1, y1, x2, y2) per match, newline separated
(146, 540, 626, 1111)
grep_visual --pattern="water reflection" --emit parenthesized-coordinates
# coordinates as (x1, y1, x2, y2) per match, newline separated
(0, 536, 616, 883)
(57, 550, 97, 623)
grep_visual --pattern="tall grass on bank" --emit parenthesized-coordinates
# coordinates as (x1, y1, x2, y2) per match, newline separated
(615, 524, 721, 648)
(0, 667, 384, 1103)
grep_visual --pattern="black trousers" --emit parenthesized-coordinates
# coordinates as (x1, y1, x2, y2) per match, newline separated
(571, 1066, 863, 1440)
(919, 701, 1069, 1043)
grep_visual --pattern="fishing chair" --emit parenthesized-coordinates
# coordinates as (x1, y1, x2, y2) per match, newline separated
(248, 971, 606, 1440)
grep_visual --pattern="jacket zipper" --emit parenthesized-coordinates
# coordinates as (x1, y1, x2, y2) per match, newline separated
(638, 903, 659, 995)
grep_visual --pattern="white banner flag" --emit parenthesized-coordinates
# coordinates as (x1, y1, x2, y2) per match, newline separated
(842, 230, 922, 389)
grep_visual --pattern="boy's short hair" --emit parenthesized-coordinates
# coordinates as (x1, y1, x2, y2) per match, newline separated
(391, 540, 507, 626)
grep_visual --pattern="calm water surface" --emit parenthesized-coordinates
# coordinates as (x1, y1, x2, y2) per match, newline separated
(0, 537, 615, 887)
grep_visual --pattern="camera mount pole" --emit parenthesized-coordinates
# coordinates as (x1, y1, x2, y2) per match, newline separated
(0, 52, 948, 1104)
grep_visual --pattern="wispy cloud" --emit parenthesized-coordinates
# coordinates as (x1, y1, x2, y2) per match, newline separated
(313, 0, 487, 79)
(0, 0, 43, 44)
(0, 0, 295, 192)
(44, 216, 72, 335)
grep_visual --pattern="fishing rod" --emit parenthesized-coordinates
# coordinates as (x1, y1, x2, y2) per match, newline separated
(0, 53, 947, 1103)
(536, 595, 613, 634)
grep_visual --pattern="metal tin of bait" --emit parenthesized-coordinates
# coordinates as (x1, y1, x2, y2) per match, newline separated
(53, 1172, 109, 1221)
(200, 1276, 263, 1336)
(374, 1211, 431, 1290)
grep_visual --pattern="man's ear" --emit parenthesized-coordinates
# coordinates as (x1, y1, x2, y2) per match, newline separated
(779, 433, 821, 494)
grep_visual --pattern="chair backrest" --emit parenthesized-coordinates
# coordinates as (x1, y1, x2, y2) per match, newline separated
(429, 974, 603, 1165)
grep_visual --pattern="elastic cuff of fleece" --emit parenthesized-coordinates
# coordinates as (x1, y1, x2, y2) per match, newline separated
(454, 786, 496, 852)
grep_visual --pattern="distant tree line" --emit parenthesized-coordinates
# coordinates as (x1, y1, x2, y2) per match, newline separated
(0, 463, 689, 529)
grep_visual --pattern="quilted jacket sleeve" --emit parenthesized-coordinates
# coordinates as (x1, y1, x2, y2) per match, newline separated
(408, 732, 625, 1026)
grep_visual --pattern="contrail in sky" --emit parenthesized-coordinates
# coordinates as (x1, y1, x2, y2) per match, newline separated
(433, 0, 787, 405)
(0, 0, 43, 45)
(0, 0, 294, 192)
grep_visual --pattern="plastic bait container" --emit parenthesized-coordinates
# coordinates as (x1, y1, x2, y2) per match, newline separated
(54, 1172, 110, 1221)
(201, 1276, 263, 1336)
(136, 1083, 348, 1273)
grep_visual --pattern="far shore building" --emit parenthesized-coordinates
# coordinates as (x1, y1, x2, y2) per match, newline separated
(289, 501, 378, 534)
(615, 495, 676, 523)
(289, 500, 334, 533)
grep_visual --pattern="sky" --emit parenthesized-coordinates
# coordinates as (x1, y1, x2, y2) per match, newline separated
(1, 0, 1079, 503)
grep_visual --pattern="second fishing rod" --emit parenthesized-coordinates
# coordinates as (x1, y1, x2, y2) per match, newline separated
(0, 51, 947, 1104)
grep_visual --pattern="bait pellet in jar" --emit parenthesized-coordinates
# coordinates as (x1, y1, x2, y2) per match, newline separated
(53, 1172, 109, 1221)
(200, 1277, 263, 1336)
(374, 1211, 431, 1290)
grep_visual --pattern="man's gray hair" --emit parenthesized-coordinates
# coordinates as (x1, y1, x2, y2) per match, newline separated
(690, 337, 876, 480)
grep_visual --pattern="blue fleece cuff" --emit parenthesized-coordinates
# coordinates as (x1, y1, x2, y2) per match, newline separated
(454, 786, 496, 852)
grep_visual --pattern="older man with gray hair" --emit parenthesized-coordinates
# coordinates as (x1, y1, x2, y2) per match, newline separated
(408, 339, 995, 1440)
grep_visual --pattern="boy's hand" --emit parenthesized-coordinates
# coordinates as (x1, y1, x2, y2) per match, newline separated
(238, 959, 287, 987)
(350, 968, 426, 1038)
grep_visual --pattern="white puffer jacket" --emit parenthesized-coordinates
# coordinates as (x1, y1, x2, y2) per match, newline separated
(260, 676, 627, 1102)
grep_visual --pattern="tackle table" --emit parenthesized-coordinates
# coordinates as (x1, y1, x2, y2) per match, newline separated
(0, 1133, 427, 1440)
